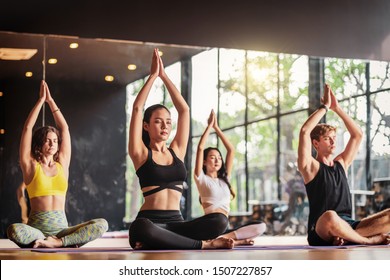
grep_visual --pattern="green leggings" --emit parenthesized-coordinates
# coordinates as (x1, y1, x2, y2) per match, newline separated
(7, 210, 108, 248)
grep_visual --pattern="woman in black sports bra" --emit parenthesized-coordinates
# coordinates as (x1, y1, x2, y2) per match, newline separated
(128, 48, 234, 250)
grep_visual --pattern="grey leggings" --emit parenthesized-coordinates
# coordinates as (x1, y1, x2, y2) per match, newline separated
(7, 210, 108, 248)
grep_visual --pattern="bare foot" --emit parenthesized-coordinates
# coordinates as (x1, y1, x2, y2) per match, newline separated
(366, 233, 390, 245)
(33, 236, 63, 248)
(234, 238, 254, 246)
(202, 237, 234, 249)
(385, 234, 390, 245)
(133, 242, 144, 250)
(332, 236, 345, 246)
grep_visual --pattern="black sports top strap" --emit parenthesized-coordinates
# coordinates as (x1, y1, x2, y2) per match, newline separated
(142, 181, 184, 197)
(136, 147, 187, 196)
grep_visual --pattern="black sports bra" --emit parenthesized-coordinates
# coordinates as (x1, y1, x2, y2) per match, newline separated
(136, 148, 187, 197)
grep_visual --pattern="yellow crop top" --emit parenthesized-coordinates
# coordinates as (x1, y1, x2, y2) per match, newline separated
(26, 162, 68, 198)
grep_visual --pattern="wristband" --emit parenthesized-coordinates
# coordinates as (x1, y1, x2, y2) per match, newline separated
(52, 109, 60, 114)
(319, 104, 329, 112)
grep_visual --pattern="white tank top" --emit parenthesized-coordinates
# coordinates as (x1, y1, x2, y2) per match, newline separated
(194, 170, 231, 214)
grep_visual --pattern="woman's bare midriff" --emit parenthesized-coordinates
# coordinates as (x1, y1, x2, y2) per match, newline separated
(30, 195, 66, 212)
(140, 188, 182, 211)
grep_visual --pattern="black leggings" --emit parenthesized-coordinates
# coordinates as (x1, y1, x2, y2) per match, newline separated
(129, 210, 228, 250)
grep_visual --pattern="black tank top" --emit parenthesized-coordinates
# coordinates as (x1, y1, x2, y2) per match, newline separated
(136, 148, 187, 197)
(305, 161, 352, 231)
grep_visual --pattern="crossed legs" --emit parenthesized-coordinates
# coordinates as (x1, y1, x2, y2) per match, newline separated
(315, 209, 390, 245)
(7, 210, 108, 248)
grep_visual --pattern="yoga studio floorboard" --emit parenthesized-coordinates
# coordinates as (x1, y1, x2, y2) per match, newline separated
(1, 235, 389, 260)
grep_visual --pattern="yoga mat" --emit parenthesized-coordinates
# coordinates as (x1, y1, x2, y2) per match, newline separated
(30, 247, 133, 253)
(233, 244, 370, 250)
(0, 247, 133, 253)
(1, 244, 387, 253)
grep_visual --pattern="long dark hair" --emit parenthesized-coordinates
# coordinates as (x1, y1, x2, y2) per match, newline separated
(142, 104, 170, 147)
(203, 147, 236, 199)
(31, 126, 61, 162)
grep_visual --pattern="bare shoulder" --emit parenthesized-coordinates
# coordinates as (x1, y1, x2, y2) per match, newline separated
(299, 159, 320, 184)
(334, 156, 347, 171)
(130, 147, 149, 170)
(21, 158, 38, 184)
(169, 142, 186, 160)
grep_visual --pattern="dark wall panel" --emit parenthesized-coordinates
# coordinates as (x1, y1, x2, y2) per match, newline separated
(0, 78, 127, 237)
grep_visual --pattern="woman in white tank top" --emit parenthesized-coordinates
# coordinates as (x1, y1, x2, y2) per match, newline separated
(194, 110, 266, 244)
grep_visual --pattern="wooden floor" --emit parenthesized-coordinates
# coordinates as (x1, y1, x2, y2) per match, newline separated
(1, 235, 389, 260)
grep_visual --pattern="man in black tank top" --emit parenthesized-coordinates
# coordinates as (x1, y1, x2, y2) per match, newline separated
(297, 84, 390, 246)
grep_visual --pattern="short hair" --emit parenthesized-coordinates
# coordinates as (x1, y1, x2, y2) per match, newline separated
(310, 123, 336, 141)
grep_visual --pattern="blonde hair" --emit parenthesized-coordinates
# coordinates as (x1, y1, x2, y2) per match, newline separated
(310, 123, 336, 141)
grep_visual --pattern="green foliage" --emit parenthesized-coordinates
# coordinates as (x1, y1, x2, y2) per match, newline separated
(325, 58, 367, 96)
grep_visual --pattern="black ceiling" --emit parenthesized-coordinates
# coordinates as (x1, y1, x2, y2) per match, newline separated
(0, 31, 206, 86)
(1, 0, 390, 86)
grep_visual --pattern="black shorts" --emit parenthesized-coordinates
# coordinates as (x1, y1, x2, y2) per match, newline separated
(307, 215, 360, 246)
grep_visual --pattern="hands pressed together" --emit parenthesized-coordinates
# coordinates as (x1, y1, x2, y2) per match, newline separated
(207, 109, 219, 130)
(39, 80, 54, 103)
(150, 48, 167, 79)
(321, 84, 340, 111)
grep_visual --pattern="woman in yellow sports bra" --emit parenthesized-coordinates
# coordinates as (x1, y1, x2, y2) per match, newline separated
(7, 80, 108, 248)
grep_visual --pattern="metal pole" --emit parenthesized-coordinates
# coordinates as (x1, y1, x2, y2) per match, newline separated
(41, 36, 46, 127)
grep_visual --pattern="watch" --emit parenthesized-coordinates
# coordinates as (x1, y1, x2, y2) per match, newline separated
(319, 104, 329, 112)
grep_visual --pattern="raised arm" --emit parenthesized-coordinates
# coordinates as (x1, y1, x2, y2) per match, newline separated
(194, 111, 215, 177)
(212, 111, 235, 178)
(331, 88, 363, 170)
(19, 81, 46, 183)
(157, 50, 190, 160)
(44, 82, 71, 172)
(297, 84, 331, 183)
(128, 48, 159, 169)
